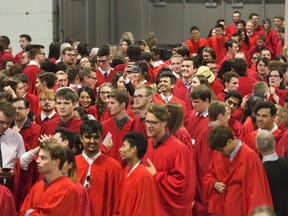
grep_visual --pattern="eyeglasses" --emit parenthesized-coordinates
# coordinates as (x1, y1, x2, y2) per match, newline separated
(40, 98, 55, 103)
(65, 53, 76, 57)
(14, 107, 27, 111)
(89, 76, 97, 80)
(97, 59, 109, 63)
(100, 91, 110, 95)
(38, 52, 45, 55)
(133, 94, 148, 99)
(145, 120, 161, 126)
(80, 60, 90, 64)
(269, 75, 280, 78)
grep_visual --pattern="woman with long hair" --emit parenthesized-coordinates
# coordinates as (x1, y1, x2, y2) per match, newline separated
(77, 86, 95, 111)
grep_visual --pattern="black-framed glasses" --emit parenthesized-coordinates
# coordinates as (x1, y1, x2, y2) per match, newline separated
(145, 120, 161, 126)
(100, 91, 110, 95)
(89, 76, 97, 80)
(97, 59, 109, 63)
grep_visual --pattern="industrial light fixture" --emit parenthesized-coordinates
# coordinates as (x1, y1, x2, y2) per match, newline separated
(154, 0, 167, 7)
(205, 0, 217, 8)
(232, 0, 245, 8)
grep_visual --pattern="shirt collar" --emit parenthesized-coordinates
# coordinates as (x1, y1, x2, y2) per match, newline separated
(41, 110, 56, 121)
(172, 71, 180, 79)
(262, 152, 278, 163)
(82, 150, 101, 165)
(28, 60, 40, 67)
(258, 123, 278, 133)
(160, 93, 173, 101)
(230, 140, 242, 161)
(127, 161, 142, 177)
(154, 133, 169, 149)
(98, 66, 112, 75)
(114, 115, 129, 131)
(196, 109, 209, 118)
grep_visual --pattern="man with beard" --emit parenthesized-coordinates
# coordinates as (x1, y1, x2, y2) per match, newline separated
(11, 97, 40, 151)
(35, 89, 58, 126)
(75, 120, 122, 216)
(40, 88, 82, 135)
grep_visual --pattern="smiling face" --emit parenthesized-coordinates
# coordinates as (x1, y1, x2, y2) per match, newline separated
(81, 132, 101, 156)
(256, 108, 275, 130)
(181, 60, 197, 79)
(145, 112, 166, 140)
(79, 91, 92, 109)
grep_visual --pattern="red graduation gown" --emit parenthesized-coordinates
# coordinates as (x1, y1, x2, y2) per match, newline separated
(114, 164, 161, 216)
(25, 92, 40, 115)
(95, 68, 117, 89)
(142, 136, 196, 216)
(76, 154, 122, 216)
(0, 184, 17, 216)
(173, 79, 193, 112)
(40, 117, 82, 135)
(184, 110, 210, 140)
(23, 65, 41, 95)
(203, 144, 273, 216)
(184, 38, 208, 56)
(19, 176, 80, 216)
(102, 117, 134, 164)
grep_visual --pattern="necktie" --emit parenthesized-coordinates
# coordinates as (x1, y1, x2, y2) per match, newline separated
(43, 117, 49, 122)
(0, 136, 4, 185)
(58, 121, 70, 127)
(104, 72, 108, 78)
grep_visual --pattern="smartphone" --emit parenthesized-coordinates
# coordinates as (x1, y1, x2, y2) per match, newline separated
(2, 168, 12, 172)
(131, 66, 139, 73)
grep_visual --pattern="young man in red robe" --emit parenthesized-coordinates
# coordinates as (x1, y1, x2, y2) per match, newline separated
(41, 88, 82, 135)
(184, 85, 211, 141)
(243, 101, 281, 153)
(114, 131, 160, 215)
(20, 141, 80, 216)
(14, 34, 31, 64)
(76, 120, 122, 216)
(184, 26, 207, 57)
(142, 103, 196, 216)
(193, 101, 231, 216)
(203, 125, 273, 216)
(23, 44, 45, 95)
(11, 97, 41, 151)
(102, 89, 134, 164)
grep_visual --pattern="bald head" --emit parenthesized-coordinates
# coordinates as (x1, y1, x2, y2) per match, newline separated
(256, 130, 275, 154)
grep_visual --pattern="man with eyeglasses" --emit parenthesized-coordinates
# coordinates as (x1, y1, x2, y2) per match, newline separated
(0, 101, 25, 187)
(78, 67, 97, 90)
(131, 85, 155, 137)
(23, 44, 45, 94)
(95, 44, 116, 88)
(224, 91, 243, 139)
(35, 89, 58, 126)
(76, 120, 122, 216)
(61, 47, 76, 66)
(142, 103, 195, 216)
(11, 97, 40, 151)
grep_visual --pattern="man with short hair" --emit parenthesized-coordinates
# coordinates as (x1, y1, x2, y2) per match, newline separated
(15, 34, 31, 65)
(36, 72, 56, 94)
(184, 26, 207, 57)
(95, 44, 116, 88)
(226, 11, 241, 37)
(216, 71, 239, 101)
(203, 125, 272, 216)
(20, 141, 80, 215)
(131, 85, 154, 137)
(115, 132, 160, 215)
(11, 97, 40, 151)
(102, 89, 134, 164)
(0, 35, 14, 69)
(220, 39, 239, 65)
(173, 57, 198, 111)
(184, 85, 211, 140)
(23, 44, 46, 94)
(207, 24, 229, 64)
(246, 21, 258, 47)
(78, 67, 97, 90)
(76, 120, 122, 216)
(0, 101, 25, 186)
(193, 101, 230, 216)
(260, 48, 272, 60)
(35, 89, 58, 126)
(55, 70, 68, 89)
(156, 71, 187, 114)
(170, 54, 183, 79)
(40, 88, 82, 135)
(243, 101, 281, 152)
(67, 65, 80, 90)
(249, 12, 262, 32)
(61, 47, 76, 66)
(142, 103, 195, 215)
(256, 130, 288, 216)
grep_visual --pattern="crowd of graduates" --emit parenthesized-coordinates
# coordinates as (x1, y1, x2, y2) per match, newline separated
(0, 10, 288, 216)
